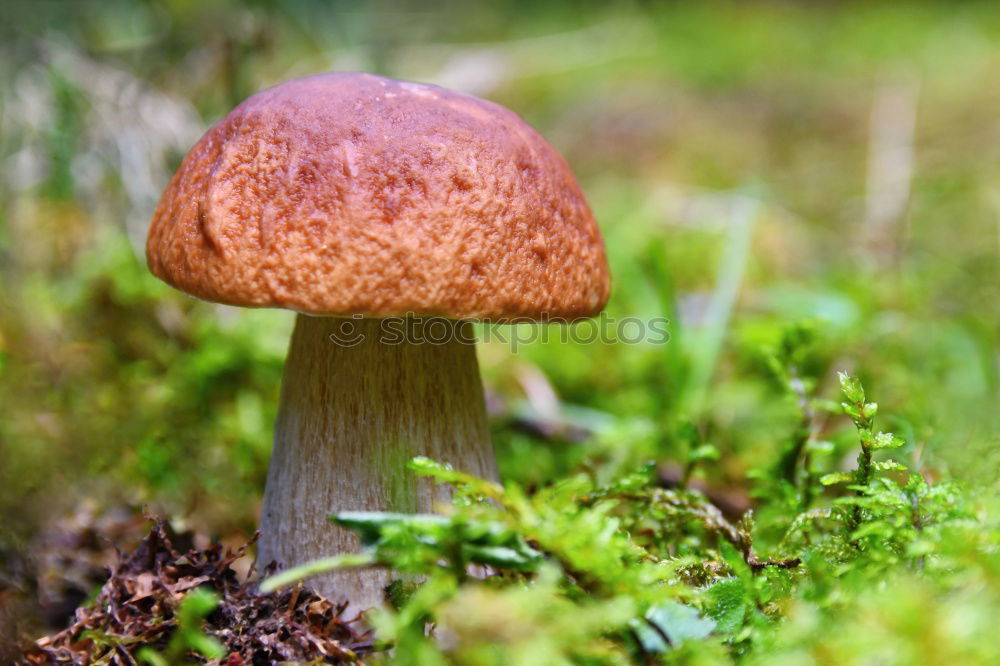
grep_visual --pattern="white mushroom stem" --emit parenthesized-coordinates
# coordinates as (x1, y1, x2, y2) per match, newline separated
(258, 314, 497, 609)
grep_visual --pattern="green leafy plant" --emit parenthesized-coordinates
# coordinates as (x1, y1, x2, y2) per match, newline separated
(256, 371, 993, 665)
(137, 589, 226, 666)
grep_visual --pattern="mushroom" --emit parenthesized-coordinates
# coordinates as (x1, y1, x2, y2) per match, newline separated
(146, 72, 610, 608)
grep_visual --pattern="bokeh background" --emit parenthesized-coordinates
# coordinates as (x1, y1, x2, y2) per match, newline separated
(1, 0, 998, 648)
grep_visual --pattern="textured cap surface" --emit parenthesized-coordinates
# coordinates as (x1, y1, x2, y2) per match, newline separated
(147, 72, 609, 320)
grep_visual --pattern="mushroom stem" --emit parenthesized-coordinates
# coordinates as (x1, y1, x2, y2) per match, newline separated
(258, 314, 497, 608)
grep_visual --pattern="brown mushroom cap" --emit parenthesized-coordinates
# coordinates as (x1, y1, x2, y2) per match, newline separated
(147, 72, 609, 320)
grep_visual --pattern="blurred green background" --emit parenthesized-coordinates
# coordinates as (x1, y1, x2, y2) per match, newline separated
(1, 0, 997, 642)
